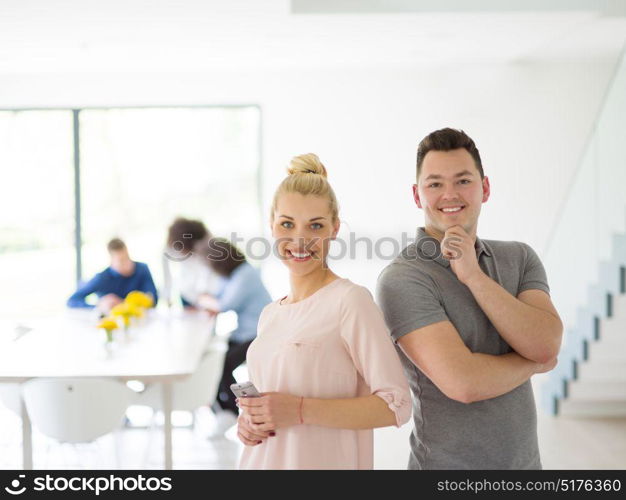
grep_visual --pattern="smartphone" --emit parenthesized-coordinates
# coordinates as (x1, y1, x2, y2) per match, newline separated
(230, 381, 261, 398)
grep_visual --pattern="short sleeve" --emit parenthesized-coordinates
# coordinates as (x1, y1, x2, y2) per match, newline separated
(217, 263, 251, 312)
(376, 263, 449, 343)
(339, 285, 411, 428)
(517, 243, 550, 296)
(66, 273, 102, 308)
(138, 263, 158, 305)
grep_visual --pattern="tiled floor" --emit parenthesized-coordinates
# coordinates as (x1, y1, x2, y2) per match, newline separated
(1, 403, 626, 470)
(2, 374, 626, 469)
(0, 406, 243, 470)
(537, 414, 626, 469)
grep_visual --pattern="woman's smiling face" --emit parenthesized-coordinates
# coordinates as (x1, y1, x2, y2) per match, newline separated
(271, 192, 339, 276)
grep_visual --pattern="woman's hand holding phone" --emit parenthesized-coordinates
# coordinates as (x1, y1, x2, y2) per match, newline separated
(238, 392, 302, 433)
(232, 382, 271, 446)
(236, 413, 271, 446)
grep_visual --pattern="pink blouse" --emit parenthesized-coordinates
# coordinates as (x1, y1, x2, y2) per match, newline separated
(238, 278, 411, 470)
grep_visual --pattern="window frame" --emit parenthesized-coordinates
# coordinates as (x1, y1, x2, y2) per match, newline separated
(0, 104, 263, 285)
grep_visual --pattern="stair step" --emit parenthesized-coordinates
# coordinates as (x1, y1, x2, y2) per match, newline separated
(578, 360, 626, 382)
(612, 233, 626, 264)
(589, 337, 626, 354)
(567, 380, 626, 401)
(609, 294, 626, 312)
(598, 318, 626, 336)
(559, 399, 626, 418)
(586, 285, 606, 318)
(589, 342, 626, 358)
(585, 352, 626, 363)
(588, 338, 626, 358)
(602, 298, 626, 323)
(599, 261, 622, 295)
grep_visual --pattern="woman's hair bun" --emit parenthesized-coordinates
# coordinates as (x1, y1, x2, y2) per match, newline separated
(287, 153, 328, 178)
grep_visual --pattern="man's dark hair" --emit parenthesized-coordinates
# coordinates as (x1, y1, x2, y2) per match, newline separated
(107, 238, 126, 252)
(416, 128, 484, 181)
(202, 238, 246, 277)
(167, 217, 210, 253)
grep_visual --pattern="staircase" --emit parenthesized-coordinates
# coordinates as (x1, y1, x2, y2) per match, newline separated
(542, 240, 626, 416)
(540, 43, 626, 417)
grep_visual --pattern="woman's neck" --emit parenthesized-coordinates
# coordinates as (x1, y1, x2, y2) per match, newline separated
(285, 266, 339, 304)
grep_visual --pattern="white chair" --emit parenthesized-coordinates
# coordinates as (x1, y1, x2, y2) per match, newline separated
(0, 384, 23, 466)
(22, 378, 135, 444)
(134, 339, 227, 466)
(0, 383, 22, 415)
(137, 338, 227, 413)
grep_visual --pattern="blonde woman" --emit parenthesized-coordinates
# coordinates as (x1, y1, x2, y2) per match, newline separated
(237, 154, 411, 469)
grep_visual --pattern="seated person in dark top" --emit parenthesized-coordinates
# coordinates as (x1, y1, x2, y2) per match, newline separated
(67, 238, 158, 313)
(196, 238, 272, 438)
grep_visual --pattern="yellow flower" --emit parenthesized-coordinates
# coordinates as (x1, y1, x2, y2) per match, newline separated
(97, 318, 118, 331)
(125, 291, 154, 308)
(110, 304, 127, 316)
(111, 303, 133, 327)
(97, 317, 118, 342)
(126, 303, 143, 318)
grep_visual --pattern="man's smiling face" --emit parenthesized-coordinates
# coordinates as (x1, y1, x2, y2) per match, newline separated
(413, 148, 490, 240)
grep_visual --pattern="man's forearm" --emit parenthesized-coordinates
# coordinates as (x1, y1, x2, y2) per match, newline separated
(464, 272, 561, 363)
(459, 352, 540, 403)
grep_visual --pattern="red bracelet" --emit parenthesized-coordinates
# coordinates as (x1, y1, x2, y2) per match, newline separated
(298, 396, 304, 424)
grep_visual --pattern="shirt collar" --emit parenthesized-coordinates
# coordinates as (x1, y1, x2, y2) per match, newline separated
(415, 227, 490, 268)
(108, 262, 136, 278)
(474, 236, 492, 258)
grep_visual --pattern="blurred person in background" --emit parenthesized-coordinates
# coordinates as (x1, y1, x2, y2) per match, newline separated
(196, 237, 272, 438)
(67, 238, 157, 313)
(162, 217, 219, 308)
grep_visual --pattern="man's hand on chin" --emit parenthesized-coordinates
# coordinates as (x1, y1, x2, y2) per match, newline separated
(442, 225, 483, 285)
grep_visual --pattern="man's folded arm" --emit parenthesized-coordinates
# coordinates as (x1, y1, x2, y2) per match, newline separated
(397, 320, 550, 404)
(464, 274, 563, 364)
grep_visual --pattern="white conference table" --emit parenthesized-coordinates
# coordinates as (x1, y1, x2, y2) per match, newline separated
(0, 308, 215, 470)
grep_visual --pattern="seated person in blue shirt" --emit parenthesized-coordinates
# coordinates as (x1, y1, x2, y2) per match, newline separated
(196, 238, 272, 437)
(67, 238, 158, 312)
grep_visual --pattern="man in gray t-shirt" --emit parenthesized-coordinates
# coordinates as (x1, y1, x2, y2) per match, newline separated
(376, 128, 563, 470)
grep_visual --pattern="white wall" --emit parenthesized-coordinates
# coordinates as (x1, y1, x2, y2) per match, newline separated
(0, 60, 616, 297)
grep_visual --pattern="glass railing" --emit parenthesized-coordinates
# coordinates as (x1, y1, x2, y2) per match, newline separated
(544, 46, 626, 334)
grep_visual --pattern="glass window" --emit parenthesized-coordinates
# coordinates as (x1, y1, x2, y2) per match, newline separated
(79, 106, 262, 296)
(0, 106, 261, 317)
(0, 111, 75, 319)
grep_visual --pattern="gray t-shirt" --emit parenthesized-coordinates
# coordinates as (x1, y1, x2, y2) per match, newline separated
(376, 227, 550, 470)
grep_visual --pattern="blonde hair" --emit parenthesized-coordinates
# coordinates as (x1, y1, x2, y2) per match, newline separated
(270, 153, 339, 223)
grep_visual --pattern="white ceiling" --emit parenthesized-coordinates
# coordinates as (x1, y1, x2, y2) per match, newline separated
(0, 0, 624, 73)
(293, 0, 626, 15)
